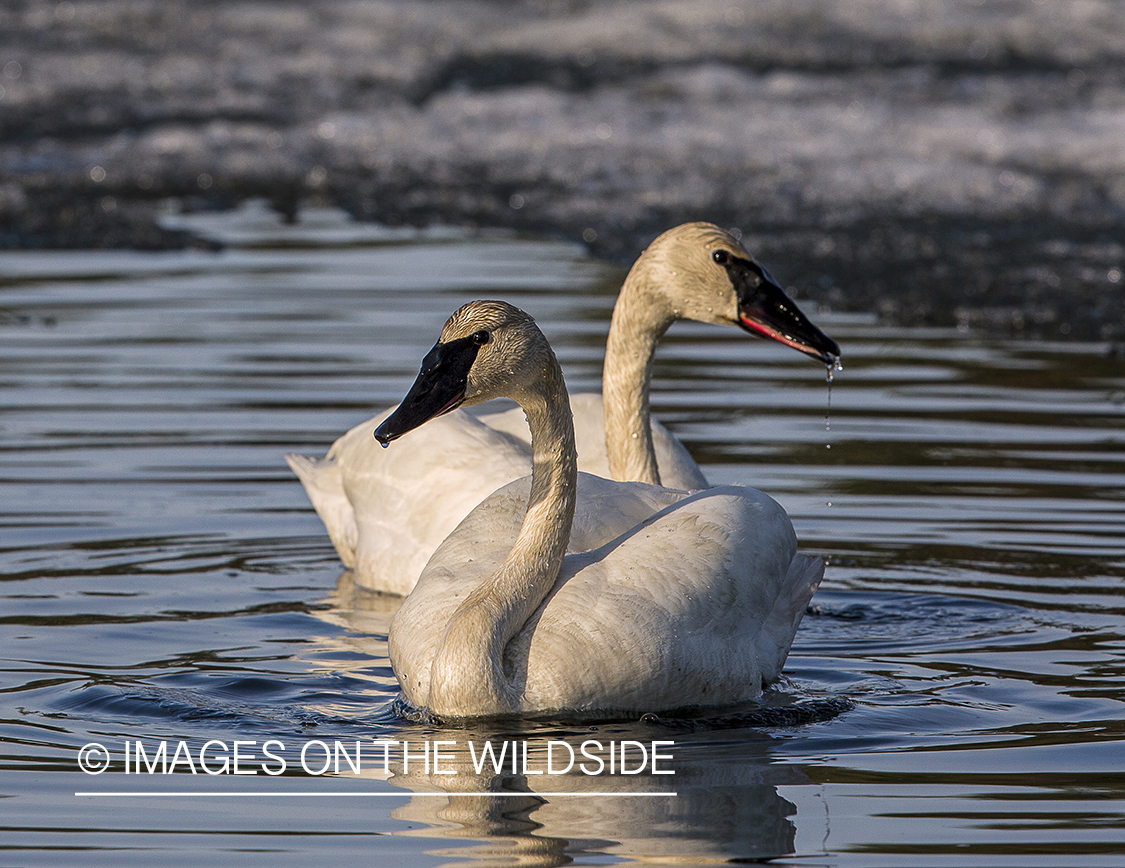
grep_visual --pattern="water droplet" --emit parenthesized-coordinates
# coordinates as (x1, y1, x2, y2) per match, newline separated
(824, 357, 837, 456)
(825, 377, 833, 435)
(379, 441, 389, 449)
(826, 500, 832, 508)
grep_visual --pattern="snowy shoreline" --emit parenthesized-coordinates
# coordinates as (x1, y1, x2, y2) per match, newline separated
(2, 0, 1123, 339)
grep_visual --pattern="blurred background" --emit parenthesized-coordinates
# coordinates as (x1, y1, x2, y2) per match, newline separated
(1, 0, 1122, 340)
(3, 5, 1125, 864)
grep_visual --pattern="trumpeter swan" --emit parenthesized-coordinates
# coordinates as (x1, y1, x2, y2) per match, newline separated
(287, 224, 839, 595)
(375, 301, 827, 717)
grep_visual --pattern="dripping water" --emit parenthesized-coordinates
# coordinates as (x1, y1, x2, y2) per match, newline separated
(824, 355, 842, 506)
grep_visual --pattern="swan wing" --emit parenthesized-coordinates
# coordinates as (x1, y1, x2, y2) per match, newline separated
(389, 473, 690, 705)
(478, 392, 707, 489)
(514, 485, 820, 714)
(650, 416, 709, 490)
(289, 391, 705, 592)
(390, 478, 820, 715)
(292, 409, 532, 595)
(285, 449, 358, 568)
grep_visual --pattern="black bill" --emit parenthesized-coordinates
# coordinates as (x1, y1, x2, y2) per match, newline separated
(374, 332, 486, 445)
(722, 255, 840, 364)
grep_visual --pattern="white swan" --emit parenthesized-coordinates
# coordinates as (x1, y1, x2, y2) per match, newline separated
(287, 223, 839, 595)
(375, 301, 825, 717)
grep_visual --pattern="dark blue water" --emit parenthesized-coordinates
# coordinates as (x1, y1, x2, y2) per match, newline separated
(2, 205, 1124, 866)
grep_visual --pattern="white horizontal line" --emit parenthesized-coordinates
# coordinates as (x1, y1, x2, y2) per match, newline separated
(76, 791, 676, 798)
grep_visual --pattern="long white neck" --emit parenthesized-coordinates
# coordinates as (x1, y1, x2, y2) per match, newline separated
(603, 265, 675, 486)
(427, 354, 577, 716)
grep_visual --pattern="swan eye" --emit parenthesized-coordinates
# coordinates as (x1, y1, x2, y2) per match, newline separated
(712, 249, 731, 266)
(472, 330, 491, 346)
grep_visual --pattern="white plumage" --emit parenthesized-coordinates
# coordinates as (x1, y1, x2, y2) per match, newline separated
(288, 223, 837, 595)
(377, 301, 827, 717)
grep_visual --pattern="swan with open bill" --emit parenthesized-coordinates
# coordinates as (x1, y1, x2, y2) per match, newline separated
(287, 223, 840, 595)
(375, 300, 827, 717)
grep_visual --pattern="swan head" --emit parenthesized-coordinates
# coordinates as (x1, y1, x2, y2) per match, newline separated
(632, 222, 840, 365)
(375, 301, 551, 444)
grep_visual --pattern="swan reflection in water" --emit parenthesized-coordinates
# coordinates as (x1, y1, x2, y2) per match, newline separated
(310, 571, 811, 868)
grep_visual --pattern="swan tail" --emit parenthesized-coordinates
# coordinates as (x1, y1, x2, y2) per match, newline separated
(757, 552, 824, 685)
(285, 453, 358, 567)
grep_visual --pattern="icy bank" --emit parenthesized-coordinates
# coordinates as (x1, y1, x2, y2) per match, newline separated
(1, 0, 1123, 338)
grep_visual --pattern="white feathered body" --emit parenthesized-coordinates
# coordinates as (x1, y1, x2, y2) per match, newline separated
(287, 393, 705, 595)
(389, 473, 823, 716)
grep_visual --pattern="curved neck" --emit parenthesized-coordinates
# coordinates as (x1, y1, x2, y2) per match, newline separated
(428, 354, 577, 716)
(603, 266, 675, 486)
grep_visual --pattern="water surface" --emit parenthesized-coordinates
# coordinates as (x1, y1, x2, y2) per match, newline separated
(2, 206, 1124, 866)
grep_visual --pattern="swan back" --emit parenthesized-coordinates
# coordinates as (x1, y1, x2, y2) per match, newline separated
(392, 473, 824, 716)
